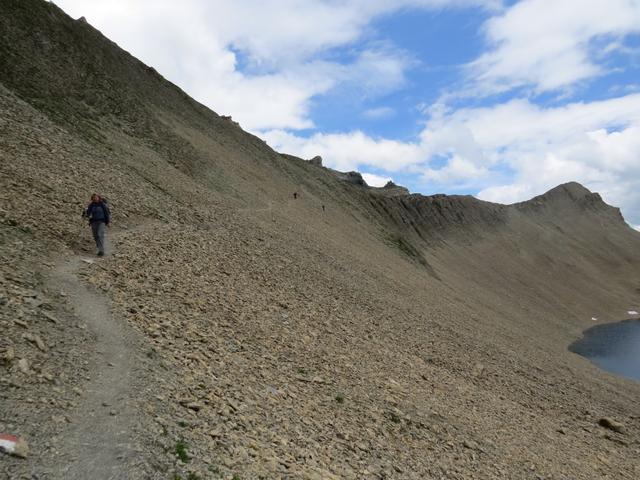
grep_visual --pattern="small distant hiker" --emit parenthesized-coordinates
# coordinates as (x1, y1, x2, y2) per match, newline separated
(322, 204, 325, 212)
(293, 192, 298, 199)
(83, 193, 110, 256)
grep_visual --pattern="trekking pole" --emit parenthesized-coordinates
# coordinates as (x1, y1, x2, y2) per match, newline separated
(79, 206, 89, 252)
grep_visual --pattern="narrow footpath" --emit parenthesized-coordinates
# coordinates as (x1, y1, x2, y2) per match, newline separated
(43, 255, 144, 479)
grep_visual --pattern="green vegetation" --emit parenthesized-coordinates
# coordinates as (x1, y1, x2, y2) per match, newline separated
(389, 235, 417, 258)
(335, 393, 345, 404)
(175, 439, 190, 463)
(146, 347, 158, 359)
(387, 234, 438, 278)
(173, 475, 200, 480)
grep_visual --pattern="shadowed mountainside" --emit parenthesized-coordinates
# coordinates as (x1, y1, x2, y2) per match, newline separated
(2, 1, 640, 479)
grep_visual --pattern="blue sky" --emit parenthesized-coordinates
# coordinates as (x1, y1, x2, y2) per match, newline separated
(55, 0, 640, 228)
(310, 8, 489, 139)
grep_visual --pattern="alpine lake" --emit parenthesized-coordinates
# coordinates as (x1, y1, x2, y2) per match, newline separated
(570, 318, 640, 382)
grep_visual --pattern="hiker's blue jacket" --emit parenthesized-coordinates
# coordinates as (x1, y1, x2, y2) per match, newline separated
(85, 201, 110, 225)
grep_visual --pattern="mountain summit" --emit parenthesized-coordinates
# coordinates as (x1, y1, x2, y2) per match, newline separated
(2, 1, 640, 479)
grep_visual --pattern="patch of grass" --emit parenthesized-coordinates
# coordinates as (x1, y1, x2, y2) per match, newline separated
(335, 394, 345, 404)
(296, 367, 307, 374)
(388, 235, 417, 258)
(386, 234, 440, 279)
(187, 474, 201, 480)
(389, 412, 401, 423)
(232, 475, 241, 480)
(175, 439, 190, 463)
(178, 420, 189, 428)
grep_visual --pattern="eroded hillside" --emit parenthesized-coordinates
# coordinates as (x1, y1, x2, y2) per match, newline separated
(2, 1, 640, 479)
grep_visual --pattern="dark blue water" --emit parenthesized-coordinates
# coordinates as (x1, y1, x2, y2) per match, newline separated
(569, 319, 640, 382)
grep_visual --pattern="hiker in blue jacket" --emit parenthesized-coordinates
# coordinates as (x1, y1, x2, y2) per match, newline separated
(83, 193, 110, 256)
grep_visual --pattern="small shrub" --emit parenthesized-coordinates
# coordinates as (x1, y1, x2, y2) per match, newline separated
(175, 439, 190, 463)
(335, 394, 345, 404)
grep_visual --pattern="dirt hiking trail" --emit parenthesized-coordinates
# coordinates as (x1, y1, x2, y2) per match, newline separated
(44, 254, 143, 479)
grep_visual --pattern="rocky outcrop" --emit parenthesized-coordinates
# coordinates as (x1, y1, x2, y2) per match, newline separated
(370, 181, 410, 197)
(332, 170, 367, 186)
(308, 155, 323, 167)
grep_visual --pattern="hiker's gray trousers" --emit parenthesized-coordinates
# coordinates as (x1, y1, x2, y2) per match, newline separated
(91, 222, 106, 254)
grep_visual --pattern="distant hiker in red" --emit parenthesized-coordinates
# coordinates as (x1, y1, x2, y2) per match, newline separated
(83, 193, 110, 256)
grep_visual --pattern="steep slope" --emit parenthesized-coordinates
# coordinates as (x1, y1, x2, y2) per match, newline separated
(2, 1, 640, 479)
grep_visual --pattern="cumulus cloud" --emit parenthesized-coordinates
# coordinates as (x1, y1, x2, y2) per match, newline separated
(361, 173, 393, 187)
(468, 0, 640, 95)
(263, 129, 425, 172)
(421, 155, 490, 186)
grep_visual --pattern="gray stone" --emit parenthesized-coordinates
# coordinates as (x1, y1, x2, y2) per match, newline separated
(598, 417, 625, 434)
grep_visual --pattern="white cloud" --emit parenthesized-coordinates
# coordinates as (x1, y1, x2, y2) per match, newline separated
(345, 47, 412, 96)
(421, 155, 490, 185)
(422, 95, 640, 153)
(469, 0, 640, 94)
(263, 129, 425, 172)
(475, 184, 532, 204)
(361, 173, 393, 187)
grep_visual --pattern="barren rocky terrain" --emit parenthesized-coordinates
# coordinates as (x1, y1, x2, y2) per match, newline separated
(2, 1, 640, 479)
